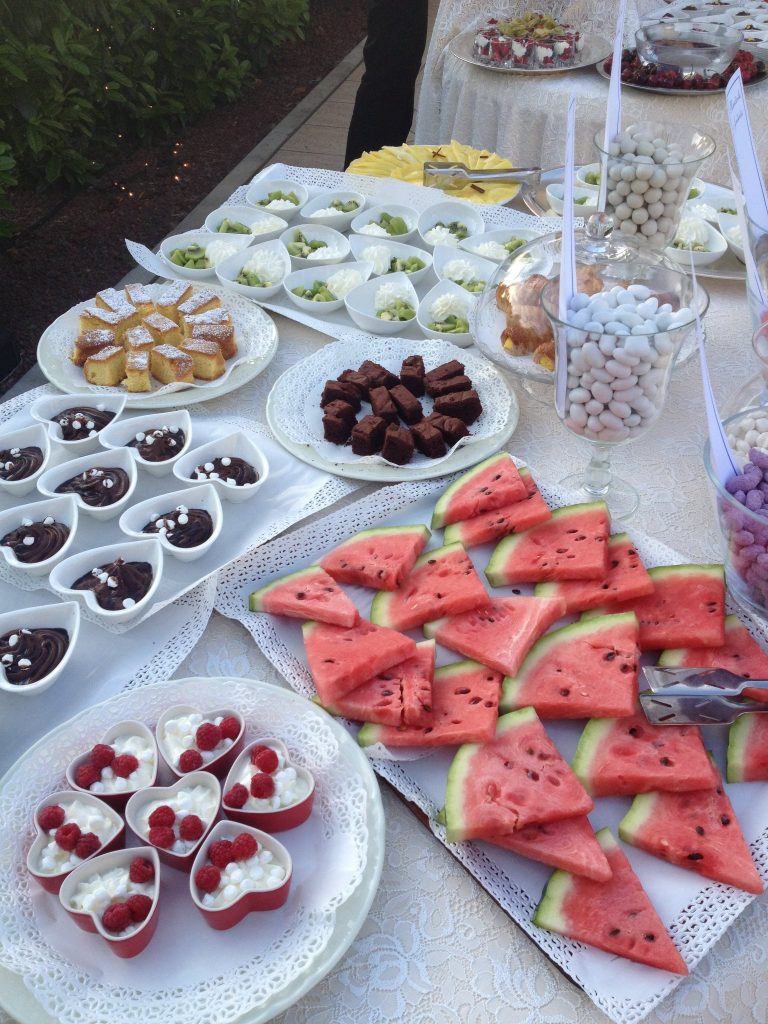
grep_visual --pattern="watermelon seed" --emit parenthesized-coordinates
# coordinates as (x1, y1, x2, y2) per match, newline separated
(322, 658, 337, 664)
(484, 701, 494, 708)
(604, 651, 616, 661)
(660, 757, 672, 766)
(721, 815, 731, 826)
(527, 770, 539, 781)
(620, 663, 634, 674)
(454, 687, 470, 694)
(628, 727, 641, 737)
(609, 928, 621, 936)
(296, 592, 306, 600)
(526, 747, 535, 755)
(556, 548, 568, 554)
(695, 826, 705, 835)
(643, 933, 656, 943)
(559, 688, 570, 697)
(547, 776, 561, 786)
(610, 560, 620, 569)
(687, 852, 704, 861)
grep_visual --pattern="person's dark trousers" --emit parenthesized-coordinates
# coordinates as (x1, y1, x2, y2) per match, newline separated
(344, 0, 429, 167)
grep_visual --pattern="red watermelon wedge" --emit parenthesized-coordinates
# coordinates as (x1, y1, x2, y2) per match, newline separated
(501, 613, 639, 719)
(572, 710, 717, 797)
(370, 542, 489, 631)
(583, 564, 725, 650)
(443, 467, 551, 548)
(319, 525, 430, 591)
(319, 639, 435, 727)
(302, 619, 416, 704)
(431, 453, 527, 530)
(533, 828, 688, 975)
(485, 816, 612, 882)
(619, 766, 763, 894)
(248, 565, 359, 627)
(424, 596, 566, 677)
(727, 713, 768, 782)
(357, 659, 500, 748)
(443, 707, 593, 842)
(535, 533, 654, 614)
(486, 502, 610, 585)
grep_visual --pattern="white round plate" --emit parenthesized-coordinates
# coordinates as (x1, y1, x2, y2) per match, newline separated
(449, 28, 612, 75)
(0, 676, 384, 1024)
(36, 283, 279, 409)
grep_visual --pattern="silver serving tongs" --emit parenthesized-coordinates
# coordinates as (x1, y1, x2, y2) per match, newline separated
(638, 666, 768, 725)
(422, 161, 541, 195)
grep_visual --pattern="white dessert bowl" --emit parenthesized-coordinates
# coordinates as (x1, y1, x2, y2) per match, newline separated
(203, 204, 288, 240)
(159, 230, 253, 281)
(99, 410, 192, 477)
(37, 447, 138, 522)
(717, 212, 746, 263)
(244, 178, 309, 221)
(459, 227, 543, 262)
(575, 162, 602, 190)
(350, 203, 418, 243)
(432, 245, 496, 293)
(215, 239, 292, 301)
(119, 483, 223, 563)
(348, 234, 433, 284)
(0, 494, 79, 577)
(344, 270, 420, 336)
(284, 261, 373, 315)
(65, 718, 159, 808)
(300, 190, 366, 230)
(417, 279, 474, 347)
(31, 392, 127, 456)
(155, 703, 245, 780)
(0, 422, 50, 498)
(0, 600, 80, 697)
(664, 217, 728, 267)
(172, 430, 269, 504)
(545, 183, 598, 216)
(416, 200, 485, 252)
(278, 223, 350, 268)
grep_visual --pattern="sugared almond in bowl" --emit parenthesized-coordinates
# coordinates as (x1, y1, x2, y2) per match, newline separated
(26, 789, 125, 894)
(155, 704, 245, 779)
(125, 771, 221, 873)
(190, 820, 292, 930)
(222, 738, 315, 831)
(59, 846, 161, 958)
(65, 719, 158, 811)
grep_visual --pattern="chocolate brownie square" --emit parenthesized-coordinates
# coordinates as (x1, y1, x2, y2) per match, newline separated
(322, 399, 357, 426)
(411, 420, 446, 459)
(400, 355, 425, 396)
(389, 384, 423, 425)
(351, 415, 386, 456)
(321, 379, 362, 412)
(358, 359, 399, 390)
(381, 423, 414, 465)
(433, 389, 483, 425)
(424, 359, 465, 387)
(369, 385, 399, 423)
(338, 369, 370, 399)
(426, 412, 470, 445)
(323, 413, 353, 445)
(425, 374, 473, 399)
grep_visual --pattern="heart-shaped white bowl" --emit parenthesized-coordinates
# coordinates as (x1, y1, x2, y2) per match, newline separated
(350, 203, 418, 243)
(278, 223, 350, 268)
(204, 204, 288, 240)
(99, 410, 192, 477)
(0, 423, 50, 497)
(417, 279, 475, 347)
(159, 230, 253, 281)
(344, 270, 420, 336)
(30, 393, 127, 456)
(50, 538, 163, 623)
(0, 601, 80, 696)
(284, 261, 374, 315)
(0, 494, 79, 577)
(172, 430, 269, 504)
(222, 737, 315, 831)
(299, 190, 366, 230)
(119, 483, 223, 563)
(37, 446, 138, 522)
(65, 718, 159, 809)
(244, 178, 309, 221)
(214, 238, 292, 300)
(348, 234, 433, 283)
(417, 199, 486, 251)
(155, 704, 245, 779)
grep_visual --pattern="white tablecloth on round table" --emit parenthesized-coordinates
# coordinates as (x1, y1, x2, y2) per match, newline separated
(415, 0, 768, 184)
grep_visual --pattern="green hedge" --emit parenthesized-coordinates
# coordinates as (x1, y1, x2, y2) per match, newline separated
(0, 0, 309, 220)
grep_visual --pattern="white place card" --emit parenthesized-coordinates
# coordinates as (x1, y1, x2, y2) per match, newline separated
(598, 0, 628, 213)
(725, 69, 768, 234)
(556, 93, 578, 417)
(728, 158, 768, 310)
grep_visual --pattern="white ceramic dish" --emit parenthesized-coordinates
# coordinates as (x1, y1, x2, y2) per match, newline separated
(416, 279, 475, 347)
(0, 423, 50, 498)
(0, 600, 80, 696)
(172, 430, 269, 504)
(0, 494, 79, 577)
(244, 178, 309, 221)
(432, 245, 496, 293)
(575, 162, 602, 190)
(665, 217, 728, 267)
(545, 183, 598, 216)
(99, 410, 193, 477)
(459, 227, 545, 262)
(350, 203, 418, 243)
(203, 205, 288, 240)
(299, 190, 366, 230)
(717, 212, 745, 263)
(283, 261, 374, 315)
(416, 200, 485, 251)
(159, 231, 253, 281)
(278, 224, 350, 269)
(118, 483, 223, 563)
(215, 239, 292, 301)
(344, 271, 420, 336)
(30, 393, 127, 456)
(37, 447, 138, 522)
(347, 234, 433, 284)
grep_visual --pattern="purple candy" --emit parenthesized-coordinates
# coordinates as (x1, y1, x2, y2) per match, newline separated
(734, 530, 755, 547)
(747, 489, 764, 511)
(735, 490, 747, 504)
(726, 474, 754, 493)
(750, 447, 768, 471)
(757, 553, 768, 568)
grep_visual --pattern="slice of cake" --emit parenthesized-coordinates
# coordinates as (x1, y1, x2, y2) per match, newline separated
(190, 323, 237, 360)
(84, 345, 126, 386)
(177, 288, 221, 321)
(71, 328, 117, 367)
(143, 312, 182, 347)
(124, 283, 156, 316)
(180, 338, 225, 380)
(155, 280, 192, 320)
(125, 350, 152, 392)
(95, 287, 134, 313)
(79, 305, 138, 341)
(181, 308, 232, 338)
(124, 324, 156, 353)
(151, 344, 194, 384)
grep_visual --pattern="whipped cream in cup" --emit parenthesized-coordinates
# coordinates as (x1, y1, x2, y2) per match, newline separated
(202, 846, 287, 908)
(359, 222, 390, 237)
(69, 864, 154, 934)
(90, 733, 156, 794)
(162, 711, 235, 766)
(235, 745, 311, 811)
(36, 799, 117, 874)
(140, 785, 219, 855)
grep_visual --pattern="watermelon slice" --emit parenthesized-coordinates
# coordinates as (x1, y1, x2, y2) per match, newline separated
(572, 710, 717, 797)
(357, 659, 500, 748)
(370, 542, 489, 631)
(485, 502, 610, 586)
(302, 618, 416, 704)
(248, 565, 359, 628)
(431, 453, 527, 530)
(535, 533, 654, 614)
(443, 707, 593, 842)
(318, 525, 430, 591)
(619, 766, 763, 894)
(424, 596, 566, 677)
(501, 613, 639, 720)
(727, 714, 768, 782)
(319, 640, 435, 727)
(485, 816, 612, 882)
(444, 467, 551, 548)
(582, 564, 725, 650)
(533, 828, 688, 975)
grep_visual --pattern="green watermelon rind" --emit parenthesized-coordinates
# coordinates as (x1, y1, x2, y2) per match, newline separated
(431, 453, 513, 531)
(443, 467, 533, 546)
(369, 541, 469, 628)
(249, 566, 325, 612)
(581, 563, 725, 620)
(357, 722, 382, 747)
(534, 532, 630, 600)
(434, 657, 488, 680)
(500, 612, 637, 712)
(486, 501, 609, 588)
(321, 524, 431, 555)
(726, 714, 754, 783)
(657, 613, 742, 667)
(533, 827, 618, 933)
(571, 718, 615, 794)
(617, 793, 657, 844)
(423, 617, 445, 639)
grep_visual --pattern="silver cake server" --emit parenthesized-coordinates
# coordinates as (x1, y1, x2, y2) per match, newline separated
(422, 162, 541, 194)
(638, 666, 768, 725)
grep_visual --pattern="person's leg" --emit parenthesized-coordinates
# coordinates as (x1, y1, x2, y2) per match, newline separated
(344, 0, 429, 167)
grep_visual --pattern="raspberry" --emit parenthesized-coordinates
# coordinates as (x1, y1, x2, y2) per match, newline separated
(195, 722, 222, 752)
(90, 743, 115, 769)
(126, 893, 153, 922)
(195, 864, 221, 893)
(102, 902, 132, 933)
(55, 822, 81, 851)
(231, 832, 258, 862)
(179, 814, 204, 841)
(75, 763, 101, 790)
(129, 857, 155, 883)
(224, 783, 249, 808)
(74, 832, 101, 859)
(208, 839, 234, 869)
(148, 805, 175, 828)
(37, 805, 66, 831)
(249, 744, 271, 765)
(178, 749, 203, 773)
(251, 746, 279, 774)
(148, 825, 175, 849)
(250, 773, 275, 799)
(112, 753, 139, 778)
(219, 715, 241, 740)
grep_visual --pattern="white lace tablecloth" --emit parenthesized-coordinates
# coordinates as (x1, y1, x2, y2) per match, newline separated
(414, 0, 768, 184)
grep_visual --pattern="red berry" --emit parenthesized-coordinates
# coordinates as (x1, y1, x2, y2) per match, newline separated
(195, 722, 222, 752)
(219, 715, 241, 740)
(74, 832, 101, 859)
(251, 747, 279, 774)
(148, 825, 175, 849)
(90, 743, 115, 769)
(55, 822, 81, 851)
(208, 839, 234, 869)
(250, 773, 275, 799)
(179, 814, 204, 841)
(195, 864, 221, 893)
(148, 805, 175, 828)
(178, 749, 203, 773)
(112, 753, 139, 779)
(129, 857, 155, 883)
(224, 783, 249, 808)
(126, 893, 153, 922)
(249, 744, 270, 765)
(75, 764, 101, 790)
(38, 805, 66, 831)
(102, 902, 132, 933)
(231, 832, 258, 861)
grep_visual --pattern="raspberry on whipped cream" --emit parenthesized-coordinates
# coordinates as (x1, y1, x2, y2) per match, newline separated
(140, 785, 218, 855)
(68, 861, 155, 935)
(162, 711, 238, 770)
(233, 743, 311, 812)
(35, 800, 116, 874)
(83, 734, 155, 794)
(195, 832, 287, 909)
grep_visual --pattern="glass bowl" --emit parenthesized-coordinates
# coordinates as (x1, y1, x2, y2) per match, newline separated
(635, 22, 743, 76)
